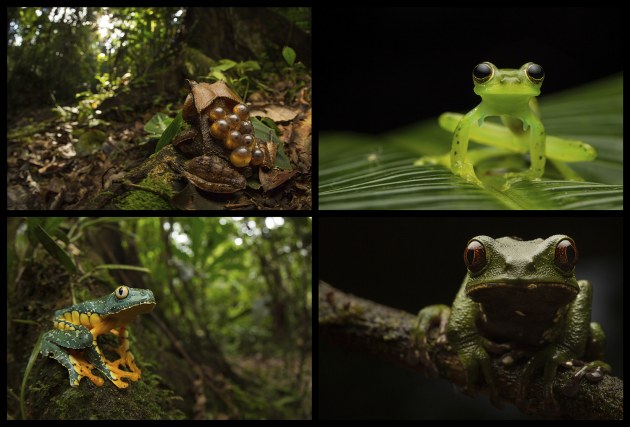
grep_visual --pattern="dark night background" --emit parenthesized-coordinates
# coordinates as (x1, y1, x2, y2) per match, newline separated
(318, 7, 623, 133)
(318, 216, 623, 419)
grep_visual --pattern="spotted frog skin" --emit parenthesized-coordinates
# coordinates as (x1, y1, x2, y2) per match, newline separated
(415, 62, 597, 186)
(40, 286, 156, 388)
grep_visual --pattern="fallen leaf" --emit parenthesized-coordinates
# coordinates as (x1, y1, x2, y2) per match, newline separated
(259, 168, 297, 192)
(290, 109, 312, 172)
(57, 143, 77, 159)
(250, 105, 300, 123)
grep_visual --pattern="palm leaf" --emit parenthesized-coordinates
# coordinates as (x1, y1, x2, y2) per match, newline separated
(319, 74, 623, 210)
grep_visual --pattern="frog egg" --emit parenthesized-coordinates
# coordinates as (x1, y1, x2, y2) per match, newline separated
(226, 114, 241, 129)
(209, 107, 227, 121)
(225, 130, 244, 150)
(230, 147, 252, 167)
(233, 104, 249, 121)
(210, 119, 229, 139)
(243, 134, 255, 149)
(239, 120, 253, 135)
(251, 148, 264, 165)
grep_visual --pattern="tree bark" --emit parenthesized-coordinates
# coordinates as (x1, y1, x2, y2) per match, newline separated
(319, 281, 623, 420)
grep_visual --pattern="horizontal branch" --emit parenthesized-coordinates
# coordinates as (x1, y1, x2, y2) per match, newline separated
(319, 281, 622, 420)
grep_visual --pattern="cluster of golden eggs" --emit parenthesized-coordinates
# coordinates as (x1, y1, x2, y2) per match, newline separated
(208, 103, 264, 168)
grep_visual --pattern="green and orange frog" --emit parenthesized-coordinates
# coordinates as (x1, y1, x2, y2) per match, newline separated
(40, 286, 156, 388)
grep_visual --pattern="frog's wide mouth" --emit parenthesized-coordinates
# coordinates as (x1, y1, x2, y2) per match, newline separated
(466, 281, 578, 307)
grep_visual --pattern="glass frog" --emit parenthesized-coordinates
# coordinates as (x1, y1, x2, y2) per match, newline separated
(40, 286, 156, 388)
(414, 235, 610, 409)
(415, 62, 597, 186)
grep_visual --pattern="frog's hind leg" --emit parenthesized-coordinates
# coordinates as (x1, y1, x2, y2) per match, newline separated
(84, 341, 133, 388)
(40, 327, 104, 387)
(106, 327, 143, 382)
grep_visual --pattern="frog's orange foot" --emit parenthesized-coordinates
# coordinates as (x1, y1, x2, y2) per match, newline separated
(105, 358, 142, 382)
(69, 354, 105, 387)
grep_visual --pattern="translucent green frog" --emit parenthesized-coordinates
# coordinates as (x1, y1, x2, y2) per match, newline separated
(40, 286, 156, 388)
(414, 235, 610, 409)
(415, 62, 597, 185)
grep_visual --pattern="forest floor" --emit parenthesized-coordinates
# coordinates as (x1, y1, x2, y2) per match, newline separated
(7, 81, 311, 210)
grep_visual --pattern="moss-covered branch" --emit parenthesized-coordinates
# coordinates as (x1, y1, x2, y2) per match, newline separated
(318, 281, 623, 420)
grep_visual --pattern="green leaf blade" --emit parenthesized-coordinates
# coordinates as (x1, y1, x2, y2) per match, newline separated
(32, 225, 77, 274)
(155, 110, 183, 153)
(282, 46, 296, 66)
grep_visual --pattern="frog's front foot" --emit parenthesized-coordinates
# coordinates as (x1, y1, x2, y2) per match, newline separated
(499, 171, 541, 190)
(516, 344, 574, 412)
(560, 359, 611, 397)
(412, 305, 450, 376)
(451, 161, 482, 185)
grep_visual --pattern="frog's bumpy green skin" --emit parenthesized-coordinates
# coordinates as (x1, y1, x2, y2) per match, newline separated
(40, 286, 156, 388)
(416, 235, 608, 407)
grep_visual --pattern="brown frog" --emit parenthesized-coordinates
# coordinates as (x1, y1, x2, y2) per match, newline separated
(172, 80, 275, 193)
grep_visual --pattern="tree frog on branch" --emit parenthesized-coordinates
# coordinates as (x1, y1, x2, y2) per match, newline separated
(414, 235, 610, 408)
(40, 286, 156, 388)
(415, 62, 597, 185)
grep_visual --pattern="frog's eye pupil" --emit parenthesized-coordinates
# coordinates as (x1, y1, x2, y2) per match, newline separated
(115, 286, 129, 300)
(464, 240, 487, 273)
(555, 238, 578, 272)
(526, 63, 545, 83)
(473, 63, 494, 84)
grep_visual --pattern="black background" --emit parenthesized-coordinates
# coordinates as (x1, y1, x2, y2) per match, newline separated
(318, 216, 623, 419)
(317, 7, 623, 133)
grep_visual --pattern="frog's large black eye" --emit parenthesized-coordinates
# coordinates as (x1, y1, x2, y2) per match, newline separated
(115, 286, 130, 300)
(473, 63, 494, 84)
(555, 238, 578, 272)
(526, 63, 545, 83)
(464, 240, 487, 273)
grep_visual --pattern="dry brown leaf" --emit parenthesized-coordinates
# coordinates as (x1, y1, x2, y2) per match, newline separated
(249, 105, 300, 123)
(259, 168, 298, 192)
(290, 109, 312, 171)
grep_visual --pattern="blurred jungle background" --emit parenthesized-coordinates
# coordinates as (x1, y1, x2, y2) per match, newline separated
(7, 7, 312, 210)
(7, 217, 312, 419)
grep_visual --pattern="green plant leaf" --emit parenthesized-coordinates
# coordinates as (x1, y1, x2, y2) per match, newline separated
(282, 46, 296, 66)
(214, 59, 237, 72)
(144, 112, 174, 138)
(154, 110, 183, 153)
(320, 74, 623, 210)
(32, 225, 77, 274)
(252, 117, 292, 170)
(95, 264, 152, 273)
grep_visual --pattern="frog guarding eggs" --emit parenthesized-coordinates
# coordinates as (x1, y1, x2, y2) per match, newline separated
(40, 286, 156, 388)
(171, 80, 276, 193)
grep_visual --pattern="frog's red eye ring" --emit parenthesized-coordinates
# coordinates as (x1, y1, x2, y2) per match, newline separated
(115, 286, 130, 300)
(464, 240, 487, 273)
(555, 238, 578, 272)
(472, 62, 494, 84)
(525, 63, 545, 83)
